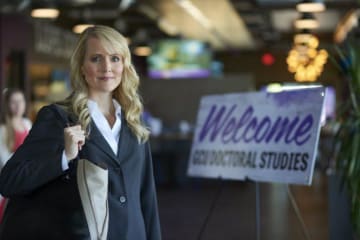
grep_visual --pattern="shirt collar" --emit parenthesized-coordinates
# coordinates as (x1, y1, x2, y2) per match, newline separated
(87, 99, 122, 118)
(112, 99, 122, 119)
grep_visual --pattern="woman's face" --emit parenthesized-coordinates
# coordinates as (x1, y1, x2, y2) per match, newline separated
(8, 92, 26, 117)
(81, 37, 124, 97)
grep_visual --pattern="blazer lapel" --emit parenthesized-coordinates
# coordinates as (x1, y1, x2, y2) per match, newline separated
(59, 106, 127, 167)
(87, 121, 120, 166)
(116, 120, 131, 161)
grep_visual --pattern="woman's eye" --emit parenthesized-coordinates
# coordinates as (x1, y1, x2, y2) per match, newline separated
(111, 56, 120, 62)
(90, 56, 101, 62)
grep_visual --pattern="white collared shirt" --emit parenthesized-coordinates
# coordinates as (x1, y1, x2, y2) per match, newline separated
(87, 99, 122, 154)
(61, 99, 122, 170)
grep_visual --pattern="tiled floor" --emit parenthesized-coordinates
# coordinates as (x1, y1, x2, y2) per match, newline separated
(156, 170, 329, 240)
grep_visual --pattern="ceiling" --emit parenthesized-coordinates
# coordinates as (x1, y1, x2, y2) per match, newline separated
(0, 0, 359, 52)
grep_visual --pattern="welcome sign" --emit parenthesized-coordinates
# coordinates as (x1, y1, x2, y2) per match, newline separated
(187, 87, 325, 185)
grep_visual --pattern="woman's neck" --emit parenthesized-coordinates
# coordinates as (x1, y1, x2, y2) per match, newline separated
(89, 93, 114, 115)
(89, 93, 117, 128)
(11, 116, 26, 131)
(11, 116, 23, 123)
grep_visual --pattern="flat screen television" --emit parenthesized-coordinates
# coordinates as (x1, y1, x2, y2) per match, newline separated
(147, 39, 212, 79)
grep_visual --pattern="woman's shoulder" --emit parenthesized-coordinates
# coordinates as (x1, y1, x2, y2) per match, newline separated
(37, 103, 70, 116)
(22, 118, 32, 130)
(39, 103, 78, 126)
(32, 104, 69, 126)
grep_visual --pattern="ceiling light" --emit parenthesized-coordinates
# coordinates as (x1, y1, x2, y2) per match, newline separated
(286, 41, 327, 82)
(294, 13, 319, 29)
(73, 24, 94, 34)
(294, 29, 313, 44)
(175, 0, 213, 30)
(138, 4, 179, 36)
(157, 19, 179, 36)
(294, 33, 313, 44)
(134, 46, 152, 56)
(31, 8, 59, 19)
(296, 0, 325, 13)
(307, 35, 319, 49)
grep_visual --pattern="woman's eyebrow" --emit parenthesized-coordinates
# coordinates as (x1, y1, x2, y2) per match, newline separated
(89, 53, 120, 56)
(88, 53, 103, 56)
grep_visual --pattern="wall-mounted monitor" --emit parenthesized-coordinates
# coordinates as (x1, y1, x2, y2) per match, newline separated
(147, 39, 212, 79)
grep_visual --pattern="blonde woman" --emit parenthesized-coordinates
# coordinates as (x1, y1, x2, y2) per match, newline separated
(0, 26, 161, 239)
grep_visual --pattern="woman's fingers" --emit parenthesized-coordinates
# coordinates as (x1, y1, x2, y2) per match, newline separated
(64, 125, 86, 160)
(77, 133, 85, 150)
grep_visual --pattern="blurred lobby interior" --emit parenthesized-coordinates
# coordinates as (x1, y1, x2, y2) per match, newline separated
(1, 0, 360, 239)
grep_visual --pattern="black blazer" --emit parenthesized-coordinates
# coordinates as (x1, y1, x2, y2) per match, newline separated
(0, 104, 161, 240)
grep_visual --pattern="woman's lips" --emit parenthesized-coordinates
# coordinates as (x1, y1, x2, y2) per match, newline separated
(98, 77, 114, 80)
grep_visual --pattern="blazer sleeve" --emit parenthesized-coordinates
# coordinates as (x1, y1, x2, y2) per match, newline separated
(141, 142, 162, 240)
(0, 105, 66, 197)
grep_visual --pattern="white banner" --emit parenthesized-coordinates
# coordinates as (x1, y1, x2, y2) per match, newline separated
(187, 87, 325, 185)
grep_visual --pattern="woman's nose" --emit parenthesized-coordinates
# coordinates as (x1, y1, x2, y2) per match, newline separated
(103, 58, 112, 72)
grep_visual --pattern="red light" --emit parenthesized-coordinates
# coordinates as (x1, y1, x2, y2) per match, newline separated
(261, 53, 275, 66)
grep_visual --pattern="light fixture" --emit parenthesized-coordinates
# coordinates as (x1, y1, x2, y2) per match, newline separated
(138, 4, 180, 36)
(175, 0, 213, 30)
(31, 8, 59, 19)
(294, 29, 313, 44)
(288, 1, 326, 82)
(296, 0, 325, 13)
(307, 35, 319, 49)
(294, 13, 319, 29)
(157, 19, 179, 36)
(73, 24, 94, 34)
(286, 39, 328, 82)
(133, 46, 152, 56)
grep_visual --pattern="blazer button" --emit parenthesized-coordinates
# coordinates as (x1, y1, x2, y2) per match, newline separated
(119, 196, 126, 203)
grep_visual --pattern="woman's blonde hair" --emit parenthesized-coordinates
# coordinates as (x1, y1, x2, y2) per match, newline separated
(64, 25, 149, 143)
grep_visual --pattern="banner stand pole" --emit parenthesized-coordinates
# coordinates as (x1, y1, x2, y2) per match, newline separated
(197, 178, 224, 240)
(286, 185, 312, 240)
(255, 181, 261, 240)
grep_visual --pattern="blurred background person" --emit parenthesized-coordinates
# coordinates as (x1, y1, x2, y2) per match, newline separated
(0, 88, 32, 223)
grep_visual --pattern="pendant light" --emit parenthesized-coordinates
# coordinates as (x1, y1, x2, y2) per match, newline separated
(294, 13, 319, 29)
(31, 2, 59, 19)
(73, 24, 94, 34)
(296, 0, 325, 13)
